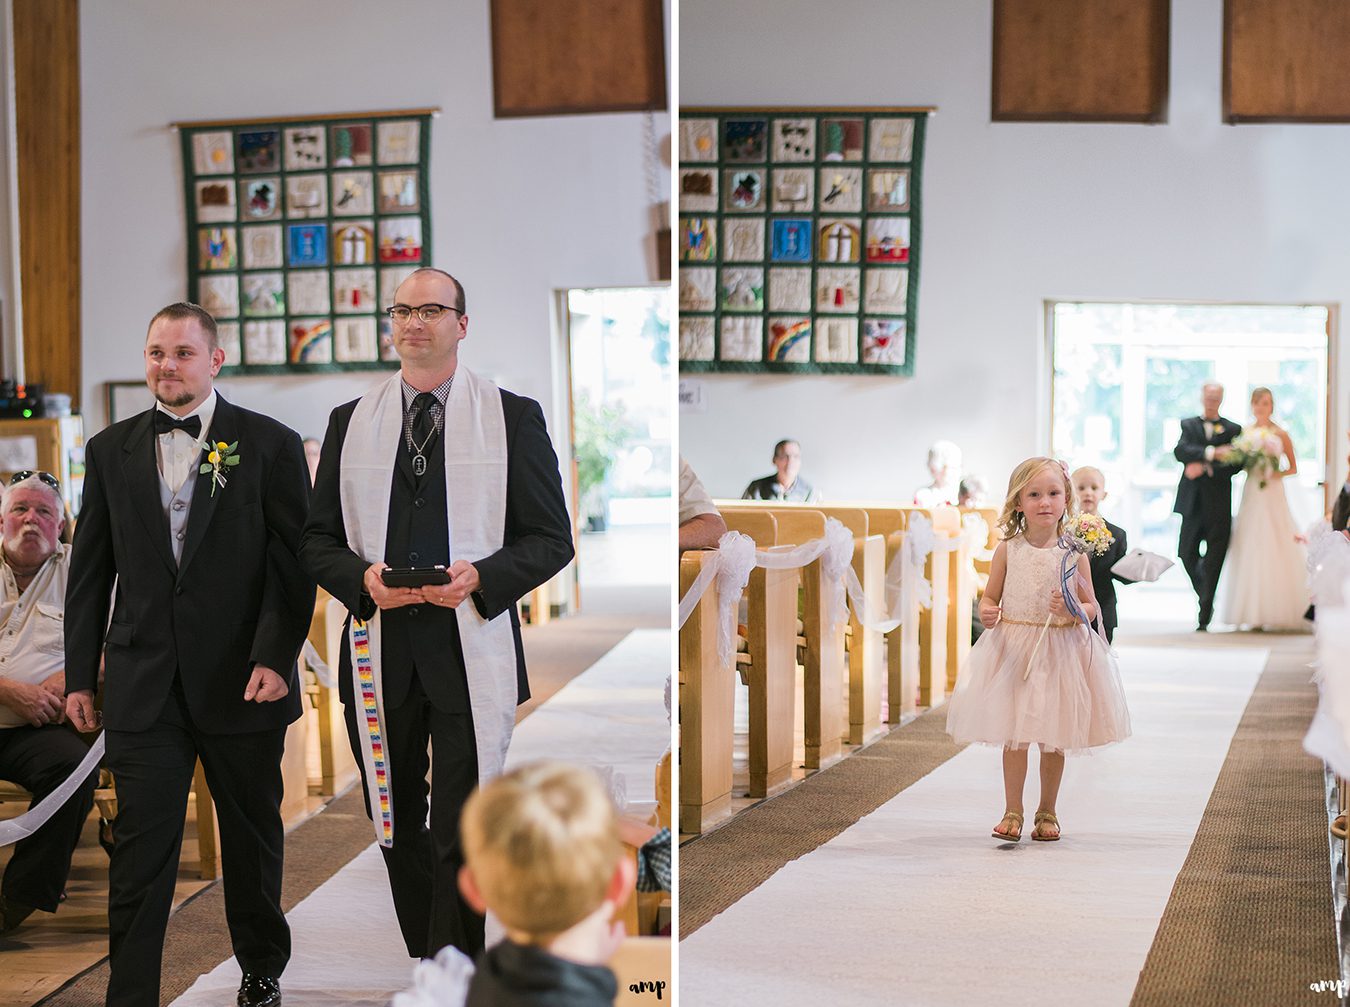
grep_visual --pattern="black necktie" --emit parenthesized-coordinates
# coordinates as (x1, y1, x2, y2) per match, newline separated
(154, 412, 202, 438)
(408, 393, 439, 456)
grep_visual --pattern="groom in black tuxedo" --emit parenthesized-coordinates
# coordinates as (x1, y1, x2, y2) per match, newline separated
(65, 303, 314, 1007)
(1173, 382, 1242, 631)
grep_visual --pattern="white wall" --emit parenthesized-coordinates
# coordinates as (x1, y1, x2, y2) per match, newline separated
(679, 0, 1349, 501)
(79, 0, 669, 441)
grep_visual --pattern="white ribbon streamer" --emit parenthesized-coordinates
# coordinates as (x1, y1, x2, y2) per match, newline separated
(300, 638, 338, 689)
(1307, 519, 1350, 609)
(713, 533, 758, 666)
(820, 520, 855, 634)
(1304, 574, 1350, 777)
(0, 734, 104, 848)
(676, 514, 981, 659)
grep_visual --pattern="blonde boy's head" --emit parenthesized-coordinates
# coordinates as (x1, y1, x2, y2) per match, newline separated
(460, 762, 621, 941)
(1071, 466, 1107, 515)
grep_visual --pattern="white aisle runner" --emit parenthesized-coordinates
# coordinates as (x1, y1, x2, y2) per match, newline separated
(170, 628, 670, 1007)
(680, 645, 1269, 1007)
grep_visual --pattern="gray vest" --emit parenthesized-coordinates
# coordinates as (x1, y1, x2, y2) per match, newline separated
(159, 468, 199, 565)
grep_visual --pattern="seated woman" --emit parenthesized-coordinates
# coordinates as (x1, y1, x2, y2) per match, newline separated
(914, 440, 962, 507)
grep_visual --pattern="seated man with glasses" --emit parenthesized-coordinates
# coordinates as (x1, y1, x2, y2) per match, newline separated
(0, 472, 98, 934)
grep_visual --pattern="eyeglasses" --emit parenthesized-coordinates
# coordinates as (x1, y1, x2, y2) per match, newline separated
(386, 303, 461, 325)
(8, 471, 60, 491)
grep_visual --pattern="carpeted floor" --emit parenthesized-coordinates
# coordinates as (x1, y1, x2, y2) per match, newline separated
(35, 785, 373, 1007)
(1130, 640, 1337, 1007)
(679, 632, 1332, 1006)
(27, 608, 656, 1006)
(164, 630, 670, 1006)
(679, 700, 964, 936)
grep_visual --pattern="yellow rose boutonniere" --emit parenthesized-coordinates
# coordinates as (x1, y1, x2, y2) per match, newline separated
(199, 439, 241, 497)
(1214, 425, 1224, 434)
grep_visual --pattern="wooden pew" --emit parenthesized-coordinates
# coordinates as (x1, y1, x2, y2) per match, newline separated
(855, 505, 913, 724)
(946, 527, 974, 693)
(718, 503, 845, 769)
(307, 596, 359, 798)
(811, 506, 885, 746)
(678, 550, 734, 834)
(612, 937, 672, 1006)
(721, 510, 797, 798)
(900, 507, 950, 707)
(847, 502, 952, 712)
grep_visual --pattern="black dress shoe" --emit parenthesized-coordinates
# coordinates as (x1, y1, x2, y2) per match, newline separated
(0, 892, 36, 935)
(237, 974, 281, 1007)
(98, 816, 116, 858)
(1196, 623, 1208, 632)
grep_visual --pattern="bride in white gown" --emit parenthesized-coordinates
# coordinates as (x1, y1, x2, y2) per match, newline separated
(1219, 387, 1310, 630)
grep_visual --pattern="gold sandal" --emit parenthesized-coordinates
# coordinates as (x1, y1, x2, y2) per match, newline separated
(1332, 814, 1347, 840)
(1032, 811, 1061, 842)
(992, 811, 1023, 843)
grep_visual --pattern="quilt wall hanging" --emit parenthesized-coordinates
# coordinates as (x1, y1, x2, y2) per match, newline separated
(678, 107, 931, 376)
(178, 108, 435, 374)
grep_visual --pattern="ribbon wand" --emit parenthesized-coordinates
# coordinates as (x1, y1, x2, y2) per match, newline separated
(1023, 514, 1114, 681)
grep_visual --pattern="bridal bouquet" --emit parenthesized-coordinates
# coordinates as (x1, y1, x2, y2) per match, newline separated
(1227, 428, 1283, 488)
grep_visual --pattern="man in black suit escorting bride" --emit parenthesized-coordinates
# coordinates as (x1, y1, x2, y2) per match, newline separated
(1173, 382, 1242, 631)
(65, 303, 314, 1007)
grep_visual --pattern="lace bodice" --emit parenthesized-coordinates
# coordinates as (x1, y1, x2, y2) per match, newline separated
(999, 536, 1067, 622)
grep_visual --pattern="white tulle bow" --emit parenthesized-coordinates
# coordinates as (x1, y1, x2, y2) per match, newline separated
(391, 945, 476, 1007)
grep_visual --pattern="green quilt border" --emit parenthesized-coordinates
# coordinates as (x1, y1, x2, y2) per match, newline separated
(677, 108, 928, 377)
(179, 112, 434, 376)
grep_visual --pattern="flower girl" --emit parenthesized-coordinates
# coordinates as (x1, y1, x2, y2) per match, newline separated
(946, 457, 1132, 842)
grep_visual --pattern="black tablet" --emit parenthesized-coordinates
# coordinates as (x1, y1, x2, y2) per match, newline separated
(380, 566, 452, 588)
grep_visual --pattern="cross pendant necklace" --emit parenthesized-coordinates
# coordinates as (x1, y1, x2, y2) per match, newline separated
(410, 427, 436, 476)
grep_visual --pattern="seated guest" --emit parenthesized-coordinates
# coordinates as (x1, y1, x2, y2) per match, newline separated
(0, 473, 98, 934)
(1071, 466, 1132, 643)
(742, 439, 819, 503)
(958, 475, 993, 644)
(618, 819, 671, 896)
(1328, 434, 1350, 532)
(914, 440, 962, 507)
(302, 436, 323, 486)
(679, 456, 727, 551)
(957, 475, 988, 509)
(461, 762, 634, 1006)
(1307, 436, 1350, 623)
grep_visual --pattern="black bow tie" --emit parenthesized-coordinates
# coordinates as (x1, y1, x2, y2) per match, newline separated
(154, 412, 202, 438)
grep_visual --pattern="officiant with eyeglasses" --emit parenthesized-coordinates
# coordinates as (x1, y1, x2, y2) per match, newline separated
(299, 267, 573, 962)
(64, 302, 314, 1007)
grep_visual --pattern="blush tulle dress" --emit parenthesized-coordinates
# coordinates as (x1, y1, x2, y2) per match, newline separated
(945, 535, 1132, 754)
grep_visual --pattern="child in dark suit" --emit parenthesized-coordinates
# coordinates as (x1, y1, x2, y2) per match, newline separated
(1072, 467, 1132, 643)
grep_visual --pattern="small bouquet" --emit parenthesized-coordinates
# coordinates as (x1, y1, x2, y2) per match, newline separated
(1227, 428, 1283, 488)
(1062, 512, 1114, 558)
(1025, 513, 1114, 680)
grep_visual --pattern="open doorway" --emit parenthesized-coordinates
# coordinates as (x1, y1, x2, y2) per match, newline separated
(564, 286, 672, 618)
(1049, 301, 1331, 627)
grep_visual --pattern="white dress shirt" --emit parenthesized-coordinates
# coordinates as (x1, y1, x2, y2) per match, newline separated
(1202, 418, 1218, 462)
(0, 545, 69, 728)
(155, 390, 217, 493)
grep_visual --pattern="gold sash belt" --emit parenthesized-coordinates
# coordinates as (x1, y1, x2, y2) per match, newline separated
(1003, 616, 1075, 628)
